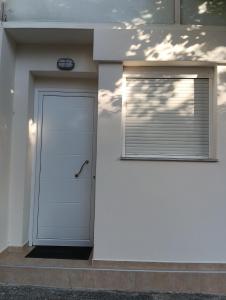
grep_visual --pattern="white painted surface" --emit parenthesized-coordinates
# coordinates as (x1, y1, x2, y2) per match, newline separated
(0, 30, 15, 252)
(3, 22, 226, 264)
(94, 27, 226, 63)
(33, 92, 95, 246)
(6, 0, 174, 24)
(8, 43, 97, 247)
(35, 78, 98, 89)
(94, 63, 226, 263)
(4, 28, 93, 45)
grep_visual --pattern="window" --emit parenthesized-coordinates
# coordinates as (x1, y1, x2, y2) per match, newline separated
(6, 0, 175, 24)
(122, 67, 215, 161)
(181, 0, 226, 26)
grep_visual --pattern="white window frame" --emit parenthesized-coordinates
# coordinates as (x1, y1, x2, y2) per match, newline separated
(174, 0, 181, 24)
(121, 67, 217, 161)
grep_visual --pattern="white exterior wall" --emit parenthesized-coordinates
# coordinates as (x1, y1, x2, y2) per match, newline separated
(94, 27, 226, 62)
(8, 44, 97, 246)
(1, 9, 226, 263)
(93, 27, 226, 262)
(0, 29, 15, 252)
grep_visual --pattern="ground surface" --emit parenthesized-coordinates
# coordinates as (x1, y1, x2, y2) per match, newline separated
(0, 286, 225, 300)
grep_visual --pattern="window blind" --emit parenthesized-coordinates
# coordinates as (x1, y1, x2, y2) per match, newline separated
(124, 78, 210, 158)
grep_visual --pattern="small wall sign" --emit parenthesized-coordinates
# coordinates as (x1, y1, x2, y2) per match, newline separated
(57, 58, 75, 71)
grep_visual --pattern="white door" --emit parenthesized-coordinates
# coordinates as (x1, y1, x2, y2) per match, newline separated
(33, 91, 96, 246)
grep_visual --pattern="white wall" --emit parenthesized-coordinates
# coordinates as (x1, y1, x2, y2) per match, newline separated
(34, 77, 97, 90)
(93, 26, 226, 262)
(8, 44, 97, 246)
(5, 24, 226, 263)
(0, 29, 15, 252)
(94, 27, 226, 63)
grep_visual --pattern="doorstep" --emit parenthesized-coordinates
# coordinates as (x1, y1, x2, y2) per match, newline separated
(1, 247, 226, 294)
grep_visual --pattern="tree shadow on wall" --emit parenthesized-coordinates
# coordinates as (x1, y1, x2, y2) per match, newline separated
(97, 0, 226, 119)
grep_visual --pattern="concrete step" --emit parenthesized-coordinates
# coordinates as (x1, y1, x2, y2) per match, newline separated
(1, 247, 226, 295)
(1, 264, 226, 295)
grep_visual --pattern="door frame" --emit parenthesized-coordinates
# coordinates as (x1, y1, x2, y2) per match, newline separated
(29, 89, 97, 246)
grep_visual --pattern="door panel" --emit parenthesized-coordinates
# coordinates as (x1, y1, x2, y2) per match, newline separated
(34, 93, 95, 246)
(42, 131, 93, 156)
(39, 179, 92, 204)
(40, 154, 92, 179)
(42, 96, 94, 131)
(38, 203, 91, 228)
(38, 226, 90, 241)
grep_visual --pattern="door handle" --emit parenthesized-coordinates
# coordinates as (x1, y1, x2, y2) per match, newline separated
(75, 160, 89, 178)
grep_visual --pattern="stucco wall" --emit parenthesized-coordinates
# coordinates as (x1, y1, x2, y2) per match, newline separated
(94, 26, 226, 63)
(93, 27, 226, 262)
(8, 44, 97, 246)
(0, 30, 15, 252)
(5, 24, 226, 263)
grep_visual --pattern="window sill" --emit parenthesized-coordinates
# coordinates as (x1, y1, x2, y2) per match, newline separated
(120, 157, 218, 162)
